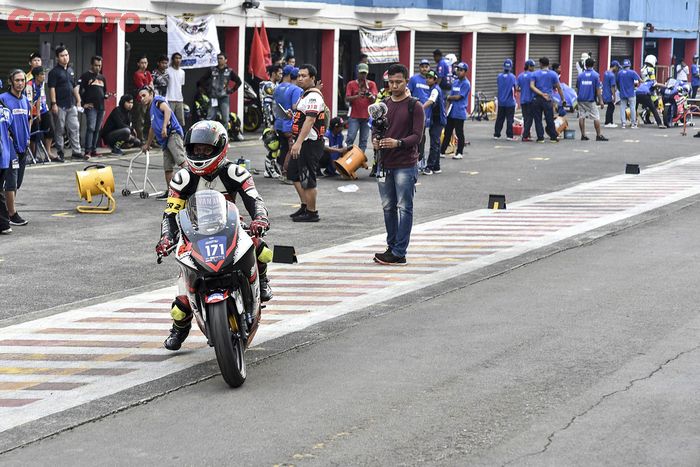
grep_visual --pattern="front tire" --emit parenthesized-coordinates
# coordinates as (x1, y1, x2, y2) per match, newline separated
(210, 301, 247, 387)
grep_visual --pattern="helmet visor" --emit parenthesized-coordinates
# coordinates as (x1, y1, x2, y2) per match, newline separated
(188, 144, 216, 161)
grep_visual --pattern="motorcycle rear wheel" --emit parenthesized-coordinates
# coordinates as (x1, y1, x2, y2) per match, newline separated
(211, 301, 247, 388)
(244, 107, 262, 132)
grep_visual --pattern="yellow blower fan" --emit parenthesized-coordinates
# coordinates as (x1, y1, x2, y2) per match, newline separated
(75, 165, 116, 214)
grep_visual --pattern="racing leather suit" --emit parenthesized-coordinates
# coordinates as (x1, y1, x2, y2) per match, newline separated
(162, 160, 272, 333)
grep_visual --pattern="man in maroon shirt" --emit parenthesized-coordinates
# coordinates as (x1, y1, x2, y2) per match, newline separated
(345, 63, 378, 153)
(132, 55, 153, 141)
(372, 63, 425, 265)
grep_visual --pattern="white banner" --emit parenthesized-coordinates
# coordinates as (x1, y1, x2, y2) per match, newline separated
(359, 28, 399, 64)
(167, 15, 221, 69)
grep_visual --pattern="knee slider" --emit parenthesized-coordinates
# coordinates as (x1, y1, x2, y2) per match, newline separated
(171, 296, 192, 322)
(257, 246, 273, 264)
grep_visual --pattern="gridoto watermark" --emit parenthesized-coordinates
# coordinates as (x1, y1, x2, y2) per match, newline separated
(8, 9, 168, 34)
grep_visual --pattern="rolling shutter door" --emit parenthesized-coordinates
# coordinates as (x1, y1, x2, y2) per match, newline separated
(475, 33, 515, 98)
(528, 34, 561, 66)
(572, 36, 600, 83)
(0, 24, 40, 85)
(413, 32, 462, 74)
(611, 37, 634, 64)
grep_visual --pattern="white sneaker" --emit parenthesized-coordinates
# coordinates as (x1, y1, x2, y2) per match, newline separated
(631, 123, 638, 129)
(604, 123, 618, 128)
(453, 153, 463, 159)
(493, 136, 500, 140)
(439, 153, 447, 158)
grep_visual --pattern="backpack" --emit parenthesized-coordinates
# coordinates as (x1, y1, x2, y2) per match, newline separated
(382, 96, 420, 128)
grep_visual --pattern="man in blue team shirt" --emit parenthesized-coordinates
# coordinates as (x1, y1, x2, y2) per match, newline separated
(138, 86, 186, 196)
(433, 49, 452, 92)
(516, 59, 536, 141)
(530, 57, 565, 142)
(281, 67, 303, 177)
(616, 58, 640, 128)
(319, 117, 348, 176)
(409, 59, 433, 166)
(422, 70, 446, 175)
(439, 62, 470, 159)
(1, 70, 31, 226)
(494, 58, 517, 139)
(576, 58, 608, 141)
(0, 96, 15, 234)
(691, 55, 700, 98)
(602, 60, 619, 127)
(273, 65, 294, 170)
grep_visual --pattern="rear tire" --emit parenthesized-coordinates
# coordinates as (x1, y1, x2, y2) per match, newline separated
(210, 301, 247, 388)
(244, 107, 262, 132)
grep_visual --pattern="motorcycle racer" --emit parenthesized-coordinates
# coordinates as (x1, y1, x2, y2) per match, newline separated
(156, 120, 273, 351)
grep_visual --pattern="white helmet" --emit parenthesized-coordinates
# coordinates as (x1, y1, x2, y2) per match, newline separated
(580, 52, 589, 61)
(445, 53, 457, 66)
(645, 55, 657, 67)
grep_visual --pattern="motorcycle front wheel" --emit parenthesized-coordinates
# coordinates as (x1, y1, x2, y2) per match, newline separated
(210, 301, 247, 388)
(244, 107, 262, 132)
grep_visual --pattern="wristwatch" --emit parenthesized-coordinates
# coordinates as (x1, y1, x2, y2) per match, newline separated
(397, 139, 404, 148)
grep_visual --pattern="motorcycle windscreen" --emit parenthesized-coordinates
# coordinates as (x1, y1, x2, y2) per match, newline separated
(187, 190, 228, 235)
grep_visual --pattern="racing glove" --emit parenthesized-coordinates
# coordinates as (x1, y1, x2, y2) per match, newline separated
(156, 217, 178, 256)
(156, 232, 176, 256)
(249, 217, 270, 237)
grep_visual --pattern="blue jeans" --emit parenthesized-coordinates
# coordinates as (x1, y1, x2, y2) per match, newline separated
(345, 118, 369, 152)
(84, 107, 105, 152)
(377, 166, 418, 258)
(620, 96, 637, 126)
(427, 122, 444, 171)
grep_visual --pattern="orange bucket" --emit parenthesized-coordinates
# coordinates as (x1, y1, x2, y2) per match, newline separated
(333, 146, 368, 179)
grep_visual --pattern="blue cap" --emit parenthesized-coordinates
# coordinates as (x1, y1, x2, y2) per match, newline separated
(503, 58, 513, 70)
(525, 59, 536, 67)
(622, 58, 631, 68)
(419, 59, 430, 66)
(282, 65, 295, 76)
(611, 60, 620, 67)
(455, 62, 468, 71)
(290, 67, 299, 79)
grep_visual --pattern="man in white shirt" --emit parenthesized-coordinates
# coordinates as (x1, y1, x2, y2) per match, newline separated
(288, 64, 326, 223)
(166, 53, 186, 127)
(676, 58, 690, 83)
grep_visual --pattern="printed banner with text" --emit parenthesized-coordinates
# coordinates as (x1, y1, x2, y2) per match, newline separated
(167, 15, 220, 69)
(359, 28, 399, 64)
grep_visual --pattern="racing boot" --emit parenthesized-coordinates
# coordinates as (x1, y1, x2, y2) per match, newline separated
(164, 296, 193, 351)
(260, 273, 273, 302)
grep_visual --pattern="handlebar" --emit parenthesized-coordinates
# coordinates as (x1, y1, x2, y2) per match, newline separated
(156, 245, 177, 264)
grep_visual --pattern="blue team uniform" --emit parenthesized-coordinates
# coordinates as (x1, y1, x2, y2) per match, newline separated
(150, 95, 184, 147)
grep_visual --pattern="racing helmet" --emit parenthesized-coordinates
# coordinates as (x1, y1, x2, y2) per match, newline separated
(262, 127, 280, 152)
(445, 53, 457, 65)
(184, 120, 229, 176)
(645, 55, 657, 67)
(262, 81, 275, 96)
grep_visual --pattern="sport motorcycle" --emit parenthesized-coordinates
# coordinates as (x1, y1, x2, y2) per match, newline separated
(158, 190, 262, 387)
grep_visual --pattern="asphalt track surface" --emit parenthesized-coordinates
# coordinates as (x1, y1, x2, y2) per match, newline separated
(1, 120, 699, 464)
